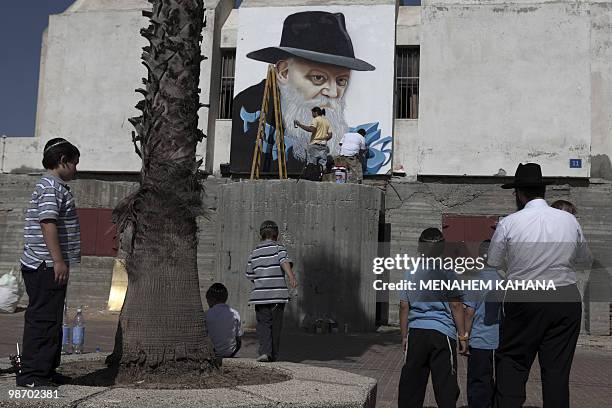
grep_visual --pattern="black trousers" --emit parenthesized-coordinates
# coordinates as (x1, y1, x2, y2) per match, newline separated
(255, 303, 285, 361)
(398, 328, 459, 408)
(468, 348, 495, 408)
(16, 264, 67, 385)
(493, 285, 581, 408)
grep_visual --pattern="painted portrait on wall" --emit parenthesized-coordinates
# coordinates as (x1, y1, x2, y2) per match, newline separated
(230, 5, 395, 176)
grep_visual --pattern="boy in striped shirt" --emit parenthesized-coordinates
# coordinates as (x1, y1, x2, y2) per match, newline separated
(17, 138, 80, 388)
(245, 220, 297, 362)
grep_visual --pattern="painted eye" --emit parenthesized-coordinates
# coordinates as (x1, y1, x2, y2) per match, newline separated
(309, 75, 327, 85)
(336, 78, 348, 87)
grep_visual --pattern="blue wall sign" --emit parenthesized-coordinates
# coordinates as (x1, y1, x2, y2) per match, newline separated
(569, 159, 582, 168)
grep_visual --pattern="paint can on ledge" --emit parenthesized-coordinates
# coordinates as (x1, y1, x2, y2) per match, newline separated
(333, 166, 347, 183)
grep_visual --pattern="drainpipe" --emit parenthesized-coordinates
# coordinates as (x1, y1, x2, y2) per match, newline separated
(1, 135, 6, 173)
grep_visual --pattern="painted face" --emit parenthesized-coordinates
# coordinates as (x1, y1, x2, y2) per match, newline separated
(278, 58, 351, 102)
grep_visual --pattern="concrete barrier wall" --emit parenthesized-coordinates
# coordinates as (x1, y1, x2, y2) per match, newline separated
(0, 175, 138, 310)
(215, 180, 383, 332)
(0, 174, 227, 311)
(2, 174, 609, 335)
(385, 179, 612, 335)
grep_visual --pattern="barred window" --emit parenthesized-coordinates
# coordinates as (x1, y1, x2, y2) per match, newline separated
(217, 50, 236, 119)
(395, 46, 419, 119)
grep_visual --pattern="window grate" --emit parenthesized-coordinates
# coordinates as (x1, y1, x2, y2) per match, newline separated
(217, 50, 236, 119)
(395, 46, 419, 119)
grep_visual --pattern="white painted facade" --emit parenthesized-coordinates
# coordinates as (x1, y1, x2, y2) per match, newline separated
(3, 0, 612, 180)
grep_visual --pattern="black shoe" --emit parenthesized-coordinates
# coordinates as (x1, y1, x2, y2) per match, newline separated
(16, 378, 57, 388)
(49, 372, 72, 385)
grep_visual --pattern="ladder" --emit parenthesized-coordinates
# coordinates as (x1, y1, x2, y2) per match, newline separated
(250, 65, 287, 180)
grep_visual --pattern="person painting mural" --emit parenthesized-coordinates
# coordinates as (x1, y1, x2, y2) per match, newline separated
(230, 11, 375, 174)
(294, 106, 332, 171)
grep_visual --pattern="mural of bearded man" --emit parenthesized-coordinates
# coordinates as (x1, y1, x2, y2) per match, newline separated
(230, 11, 375, 175)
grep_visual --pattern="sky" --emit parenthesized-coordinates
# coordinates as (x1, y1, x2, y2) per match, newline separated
(0, 0, 419, 137)
(0, 0, 75, 137)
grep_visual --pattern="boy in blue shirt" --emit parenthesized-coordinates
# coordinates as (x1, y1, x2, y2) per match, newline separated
(398, 228, 468, 408)
(463, 240, 503, 408)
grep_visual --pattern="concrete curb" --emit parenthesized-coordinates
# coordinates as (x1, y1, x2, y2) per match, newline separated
(0, 355, 377, 408)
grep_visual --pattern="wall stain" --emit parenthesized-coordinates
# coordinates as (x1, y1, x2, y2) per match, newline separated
(591, 154, 612, 180)
(527, 151, 559, 158)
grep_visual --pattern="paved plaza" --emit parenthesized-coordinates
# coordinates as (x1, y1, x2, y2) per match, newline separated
(1, 311, 610, 407)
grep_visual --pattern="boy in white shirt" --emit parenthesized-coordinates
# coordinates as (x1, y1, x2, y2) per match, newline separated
(204, 283, 243, 358)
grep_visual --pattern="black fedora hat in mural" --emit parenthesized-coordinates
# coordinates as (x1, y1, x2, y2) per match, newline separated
(246, 11, 375, 71)
(501, 163, 554, 189)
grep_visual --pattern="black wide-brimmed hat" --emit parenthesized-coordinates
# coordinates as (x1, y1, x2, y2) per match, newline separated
(501, 163, 553, 189)
(246, 11, 375, 71)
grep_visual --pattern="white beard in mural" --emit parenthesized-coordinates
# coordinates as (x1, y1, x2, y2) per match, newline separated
(278, 82, 349, 161)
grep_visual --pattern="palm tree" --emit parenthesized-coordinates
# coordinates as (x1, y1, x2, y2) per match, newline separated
(107, 0, 215, 375)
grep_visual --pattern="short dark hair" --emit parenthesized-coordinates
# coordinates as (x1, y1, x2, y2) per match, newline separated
(206, 283, 228, 304)
(311, 107, 325, 116)
(357, 129, 366, 136)
(551, 200, 577, 215)
(516, 186, 546, 200)
(418, 227, 445, 258)
(42, 138, 80, 170)
(260, 220, 279, 240)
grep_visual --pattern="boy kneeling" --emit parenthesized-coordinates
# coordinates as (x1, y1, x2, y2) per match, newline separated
(204, 283, 243, 358)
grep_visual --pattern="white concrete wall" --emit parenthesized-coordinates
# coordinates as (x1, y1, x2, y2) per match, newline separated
(392, 120, 419, 177)
(33, 5, 150, 172)
(213, 119, 233, 172)
(1, 137, 42, 173)
(220, 9, 238, 49)
(202, 0, 235, 174)
(590, 2, 612, 180)
(3, 0, 223, 174)
(418, 0, 592, 177)
(396, 6, 421, 45)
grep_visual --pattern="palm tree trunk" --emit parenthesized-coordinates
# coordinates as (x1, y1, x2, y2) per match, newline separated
(109, 0, 215, 374)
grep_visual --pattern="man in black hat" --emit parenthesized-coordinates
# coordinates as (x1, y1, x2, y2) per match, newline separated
(487, 163, 591, 408)
(230, 11, 375, 175)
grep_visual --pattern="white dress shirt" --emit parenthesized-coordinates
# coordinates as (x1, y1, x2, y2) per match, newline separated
(488, 199, 591, 286)
(204, 303, 243, 357)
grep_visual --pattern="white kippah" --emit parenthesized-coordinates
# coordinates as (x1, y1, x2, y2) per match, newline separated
(43, 140, 69, 154)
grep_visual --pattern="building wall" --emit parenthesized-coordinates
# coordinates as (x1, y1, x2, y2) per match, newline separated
(213, 119, 233, 169)
(590, 2, 612, 180)
(3, 0, 230, 174)
(392, 120, 419, 178)
(34, 4, 149, 172)
(202, 0, 236, 174)
(418, 0, 592, 177)
(396, 6, 421, 45)
(5, 1, 611, 180)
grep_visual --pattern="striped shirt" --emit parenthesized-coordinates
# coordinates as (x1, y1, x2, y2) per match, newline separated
(245, 240, 292, 305)
(20, 173, 81, 269)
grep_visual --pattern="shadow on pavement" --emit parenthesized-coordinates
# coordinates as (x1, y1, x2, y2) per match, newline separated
(240, 330, 400, 364)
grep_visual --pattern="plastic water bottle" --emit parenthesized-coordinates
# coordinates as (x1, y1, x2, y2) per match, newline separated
(61, 304, 71, 354)
(72, 307, 85, 354)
